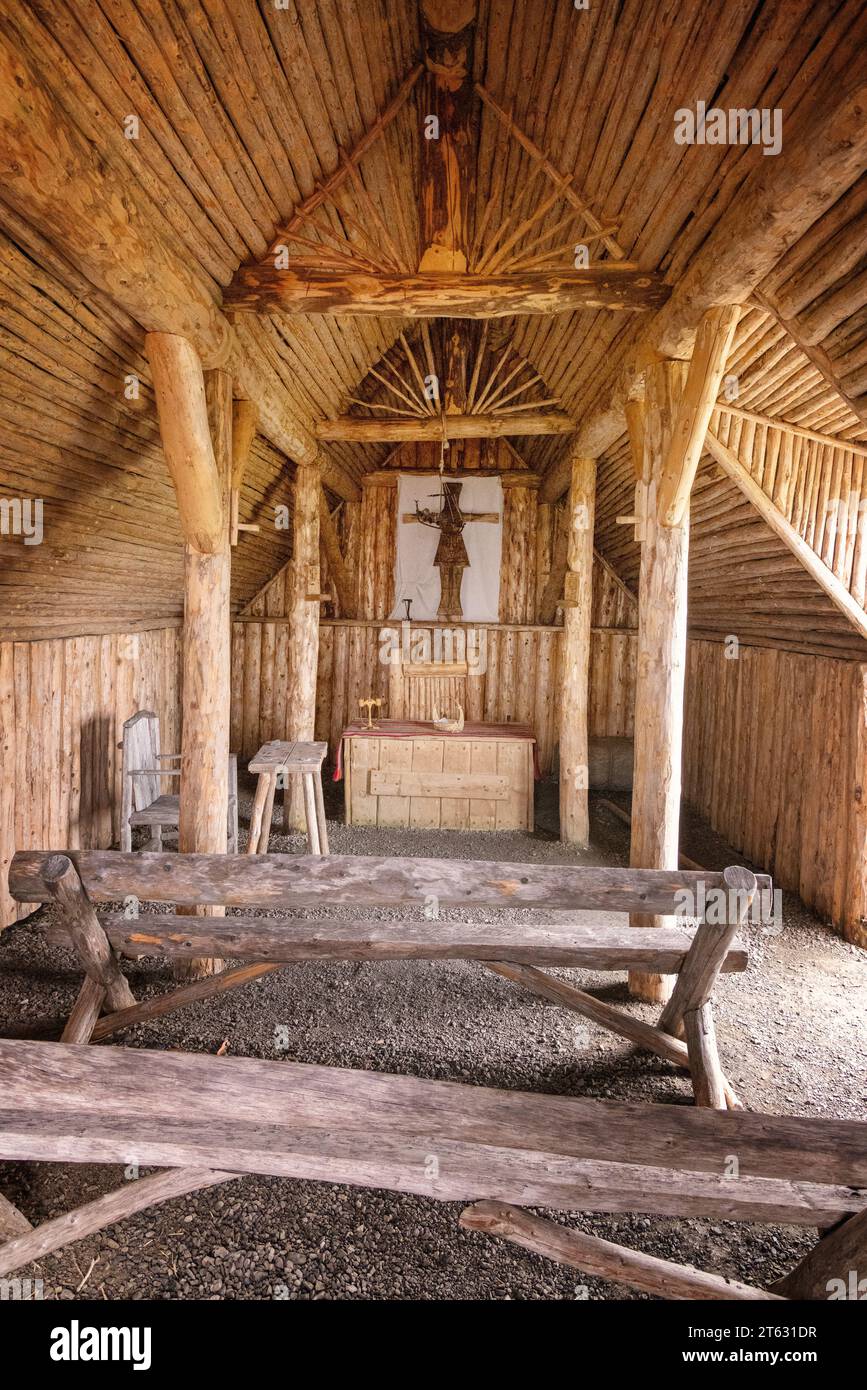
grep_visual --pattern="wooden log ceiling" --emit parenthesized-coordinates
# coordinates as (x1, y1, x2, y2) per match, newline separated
(1, 0, 866, 648)
(224, 0, 668, 319)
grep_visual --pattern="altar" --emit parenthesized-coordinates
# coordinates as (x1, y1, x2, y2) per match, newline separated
(339, 719, 537, 831)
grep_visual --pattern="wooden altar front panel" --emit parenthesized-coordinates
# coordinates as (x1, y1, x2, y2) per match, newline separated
(343, 720, 535, 831)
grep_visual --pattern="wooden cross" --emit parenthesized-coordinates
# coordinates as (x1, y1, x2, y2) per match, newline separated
(401, 479, 499, 621)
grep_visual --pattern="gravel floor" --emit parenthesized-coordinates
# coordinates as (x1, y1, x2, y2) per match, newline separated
(0, 778, 864, 1301)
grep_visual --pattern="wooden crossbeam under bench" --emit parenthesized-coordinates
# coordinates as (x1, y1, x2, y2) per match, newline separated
(1, 1040, 866, 1291)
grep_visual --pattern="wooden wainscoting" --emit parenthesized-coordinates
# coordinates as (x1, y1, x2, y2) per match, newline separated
(683, 640, 867, 945)
(0, 625, 182, 927)
(231, 620, 638, 775)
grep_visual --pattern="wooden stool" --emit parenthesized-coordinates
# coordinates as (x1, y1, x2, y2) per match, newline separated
(247, 740, 329, 855)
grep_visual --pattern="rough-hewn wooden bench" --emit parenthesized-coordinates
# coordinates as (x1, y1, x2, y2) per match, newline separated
(8, 849, 769, 1109)
(0, 1040, 864, 1300)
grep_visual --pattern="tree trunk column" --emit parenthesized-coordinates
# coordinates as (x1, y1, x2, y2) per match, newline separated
(180, 369, 232, 871)
(559, 453, 596, 847)
(286, 459, 321, 830)
(629, 360, 690, 1002)
(146, 334, 232, 982)
(499, 472, 540, 623)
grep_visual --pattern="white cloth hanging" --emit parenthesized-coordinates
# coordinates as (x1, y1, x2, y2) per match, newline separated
(390, 473, 503, 621)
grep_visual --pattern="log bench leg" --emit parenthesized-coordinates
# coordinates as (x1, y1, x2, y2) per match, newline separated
(683, 1002, 727, 1108)
(772, 1208, 867, 1299)
(0, 1192, 32, 1240)
(302, 773, 322, 855)
(657, 866, 756, 1107)
(259, 774, 278, 853)
(61, 976, 106, 1044)
(45, 855, 135, 1013)
(313, 770, 329, 854)
(246, 773, 270, 855)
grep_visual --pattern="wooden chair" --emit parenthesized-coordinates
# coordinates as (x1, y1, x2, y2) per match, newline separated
(119, 711, 238, 854)
(0, 1036, 864, 1298)
(11, 848, 772, 1109)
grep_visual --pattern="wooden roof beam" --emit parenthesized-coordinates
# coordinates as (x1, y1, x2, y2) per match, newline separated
(224, 267, 669, 317)
(316, 411, 575, 443)
(418, 1, 477, 273)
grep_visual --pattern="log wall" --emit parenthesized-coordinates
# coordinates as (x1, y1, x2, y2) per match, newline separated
(0, 624, 182, 927)
(683, 640, 867, 946)
(230, 619, 637, 775)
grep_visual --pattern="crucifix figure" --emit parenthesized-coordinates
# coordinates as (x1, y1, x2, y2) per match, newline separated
(403, 479, 499, 621)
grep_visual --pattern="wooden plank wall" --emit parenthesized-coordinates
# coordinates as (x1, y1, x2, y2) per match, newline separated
(0, 625, 182, 927)
(683, 640, 867, 946)
(230, 619, 637, 775)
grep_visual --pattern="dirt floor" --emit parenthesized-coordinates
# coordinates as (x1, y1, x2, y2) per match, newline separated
(0, 777, 864, 1301)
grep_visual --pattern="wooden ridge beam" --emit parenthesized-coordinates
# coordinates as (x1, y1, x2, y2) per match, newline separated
(316, 410, 575, 442)
(418, 1, 476, 273)
(704, 429, 867, 640)
(224, 268, 669, 317)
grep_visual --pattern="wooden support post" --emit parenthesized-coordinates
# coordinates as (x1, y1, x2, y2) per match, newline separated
(43, 854, 135, 1011)
(460, 1201, 783, 1300)
(656, 306, 740, 527)
(319, 489, 355, 617)
(537, 501, 569, 624)
(629, 360, 690, 1002)
(286, 460, 321, 829)
(499, 473, 539, 623)
(230, 399, 258, 546)
(147, 334, 232, 980)
(559, 454, 596, 846)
